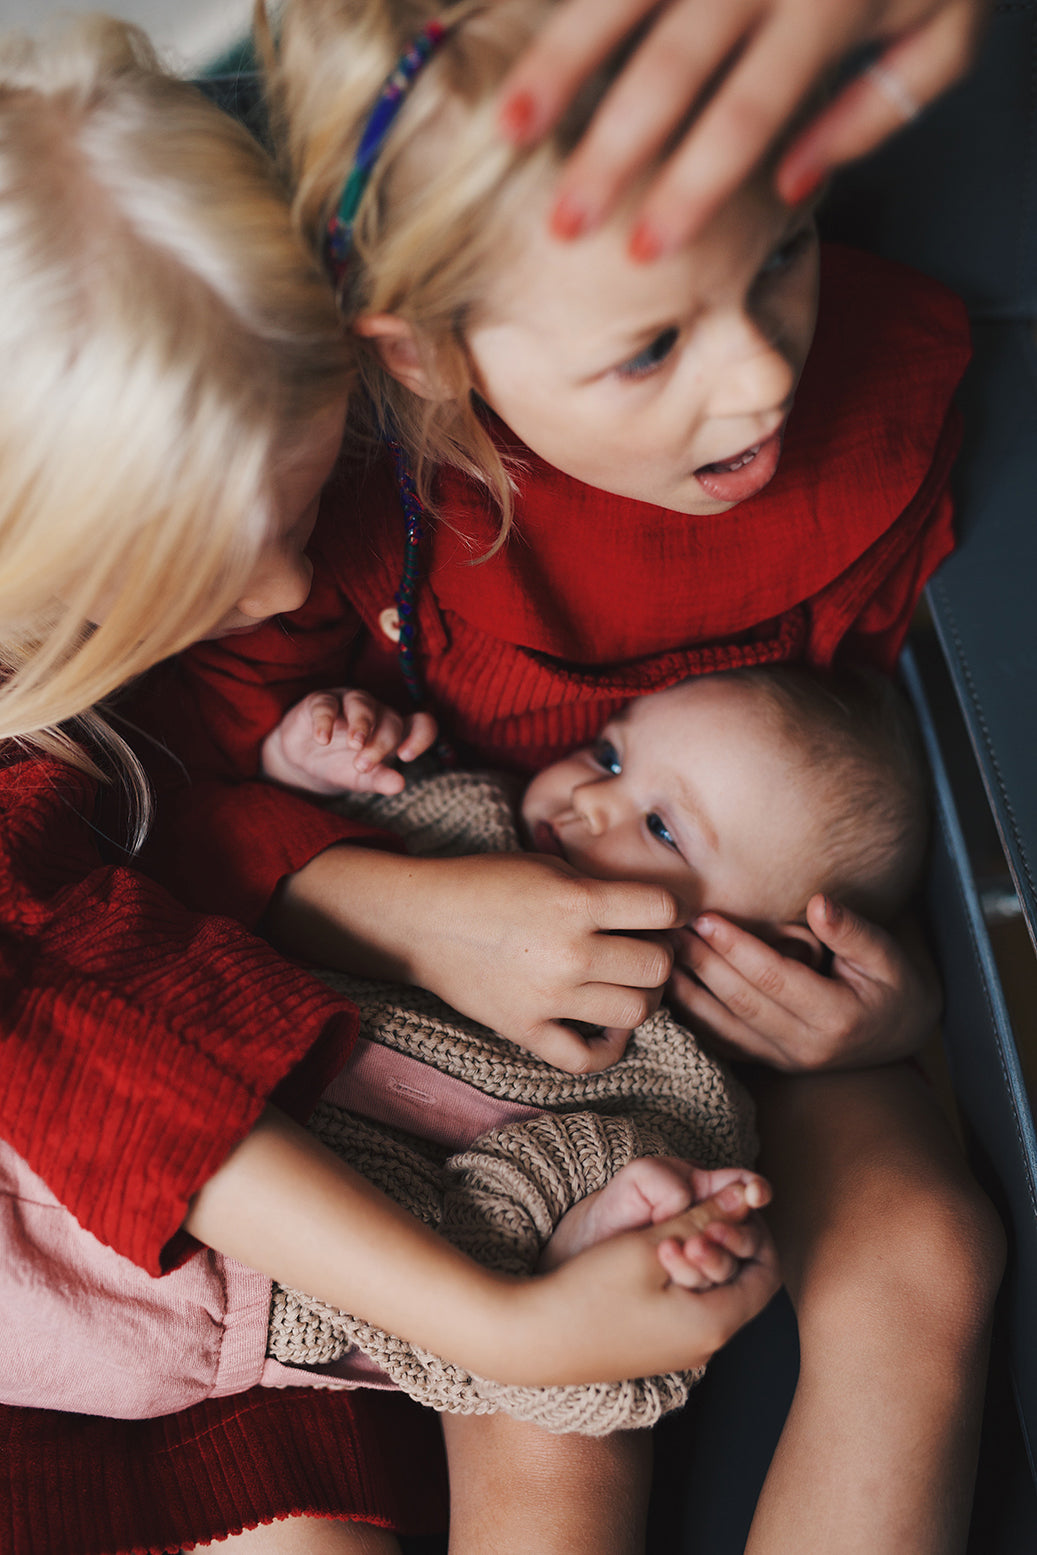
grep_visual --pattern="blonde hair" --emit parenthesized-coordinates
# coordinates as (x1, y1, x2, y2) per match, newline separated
(263, 0, 618, 537)
(0, 13, 351, 833)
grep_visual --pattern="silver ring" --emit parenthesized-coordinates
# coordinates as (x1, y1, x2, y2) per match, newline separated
(865, 60, 922, 124)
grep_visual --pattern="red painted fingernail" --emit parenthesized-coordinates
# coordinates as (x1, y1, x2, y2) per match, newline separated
(550, 193, 590, 241)
(498, 89, 538, 142)
(777, 160, 825, 207)
(628, 219, 663, 264)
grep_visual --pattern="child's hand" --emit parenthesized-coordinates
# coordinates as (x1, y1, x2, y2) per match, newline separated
(667, 894, 941, 1071)
(540, 1156, 773, 1291)
(270, 847, 684, 1072)
(518, 1193, 781, 1383)
(499, 0, 987, 251)
(262, 688, 437, 796)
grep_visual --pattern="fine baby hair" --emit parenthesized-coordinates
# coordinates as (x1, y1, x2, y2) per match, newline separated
(263, 0, 634, 529)
(720, 663, 930, 924)
(0, 13, 350, 796)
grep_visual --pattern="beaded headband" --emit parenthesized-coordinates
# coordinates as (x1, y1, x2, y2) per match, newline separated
(324, 19, 449, 289)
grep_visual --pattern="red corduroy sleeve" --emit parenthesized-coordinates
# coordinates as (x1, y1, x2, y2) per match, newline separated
(0, 758, 357, 1274)
(127, 525, 400, 926)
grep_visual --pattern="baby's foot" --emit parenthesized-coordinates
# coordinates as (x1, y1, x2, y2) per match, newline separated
(540, 1158, 770, 1290)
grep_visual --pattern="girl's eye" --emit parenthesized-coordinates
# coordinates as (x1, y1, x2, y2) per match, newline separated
(617, 327, 679, 380)
(593, 740, 622, 776)
(646, 812, 678, 851)
(756, 227, 811, 285)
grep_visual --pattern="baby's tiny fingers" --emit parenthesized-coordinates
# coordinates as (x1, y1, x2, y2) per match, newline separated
(396, 711, 439, 762)
(655, 1236, 717, 1292)
(352, 709, 406, 774)
(702, 1216, 765, 1264)
(308, 693, 342, 747)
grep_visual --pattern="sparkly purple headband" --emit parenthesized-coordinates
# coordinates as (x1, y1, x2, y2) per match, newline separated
(324, 19, 449, 289)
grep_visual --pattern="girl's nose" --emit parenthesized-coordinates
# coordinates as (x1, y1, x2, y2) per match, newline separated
(708, 311, 797, 418)
(235, 548, 313, 622)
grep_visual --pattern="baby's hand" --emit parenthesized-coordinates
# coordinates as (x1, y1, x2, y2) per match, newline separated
(668, 895, 941, 1071)
(541, 1156, 773, 1292)
(524, 1190, 781, 1382)
(262, 688, 437, 797)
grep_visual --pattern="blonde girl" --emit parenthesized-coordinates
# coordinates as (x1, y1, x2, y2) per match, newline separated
(147, 1, 1003, 1551)
(0, 16, 774, 1555)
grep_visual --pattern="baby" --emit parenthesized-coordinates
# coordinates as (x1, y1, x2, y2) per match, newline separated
(263, 661, 927, 1426)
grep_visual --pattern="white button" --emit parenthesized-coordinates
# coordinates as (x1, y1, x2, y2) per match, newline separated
(378, 607, 401, 643)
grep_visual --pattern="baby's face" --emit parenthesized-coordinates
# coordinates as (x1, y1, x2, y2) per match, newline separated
(466, 175, 819, 515)
(520, 678, 825, 931)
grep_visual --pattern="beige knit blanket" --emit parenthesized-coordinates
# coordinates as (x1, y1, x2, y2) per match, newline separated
(268, 772, 756, 1434)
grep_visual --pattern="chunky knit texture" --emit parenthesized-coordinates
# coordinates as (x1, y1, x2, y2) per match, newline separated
(267, 773, 756, 1433)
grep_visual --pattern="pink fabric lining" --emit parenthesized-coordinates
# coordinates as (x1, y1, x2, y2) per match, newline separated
(323, 1037, 545, 1149)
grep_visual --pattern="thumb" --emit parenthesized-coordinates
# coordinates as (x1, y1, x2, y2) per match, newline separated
(806, 894, 895, 975)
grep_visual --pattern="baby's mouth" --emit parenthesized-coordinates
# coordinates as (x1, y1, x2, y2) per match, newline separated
(530, 819, 567, 860)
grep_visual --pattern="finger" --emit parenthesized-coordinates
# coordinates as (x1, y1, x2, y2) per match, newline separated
(308, 693, 342, 747)
(352, 709, 405, 774)
(396, 711, 439, 762)
(584, 928, 674, 992)
(548, 0, 761, 237)
(522, 1019, 634, 1075)
(339, 691, 377, 751)
(583, 876, 685, 934)
(629, 15, 847, 255)
(566, 974, 663, 1031)
(690, 1168, 772, 1213)
(701, 1215, 768, 1263)
(686, 914, 846, 1026)
(655, 1236, 717, 1290)
(805, 895, 899, 980)
(777, 1, 985, 203)
(667, 961, 789, 1064)
(497, 0, 661, 146)
(668, 1231, 740, 1287)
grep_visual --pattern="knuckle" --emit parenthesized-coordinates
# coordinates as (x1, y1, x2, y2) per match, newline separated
(725, 986, 763, 1023)
(753, 961, 786, 999)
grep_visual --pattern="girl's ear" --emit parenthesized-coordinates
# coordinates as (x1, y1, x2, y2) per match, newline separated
(766, 920, 828, 971)
(354, 314, 454, 401)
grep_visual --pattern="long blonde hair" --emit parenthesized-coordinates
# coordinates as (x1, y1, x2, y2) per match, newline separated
(262, 0, 617, 536)
(0, 13, 351, 830)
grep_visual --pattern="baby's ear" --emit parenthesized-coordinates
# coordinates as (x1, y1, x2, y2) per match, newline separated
(767, 920, 827, 971)
(353, 314, 454, 401)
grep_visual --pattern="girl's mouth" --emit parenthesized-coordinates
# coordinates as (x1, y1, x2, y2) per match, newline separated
(693, 427, 784, 504)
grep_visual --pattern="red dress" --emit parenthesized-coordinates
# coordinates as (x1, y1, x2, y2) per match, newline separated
(0, 245, 966, 1553)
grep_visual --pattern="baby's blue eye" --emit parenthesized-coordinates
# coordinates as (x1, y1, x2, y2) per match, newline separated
(646, 812, 678, 851)
(617, 327, 678, 380)
(594, 740, 622, 775)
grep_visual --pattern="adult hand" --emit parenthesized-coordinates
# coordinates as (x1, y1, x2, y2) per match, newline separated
(667, 894, 942, 1071)
(498, 0, 990, 255)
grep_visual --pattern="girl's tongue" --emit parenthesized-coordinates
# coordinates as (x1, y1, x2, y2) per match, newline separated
(694, 428, 783, 504)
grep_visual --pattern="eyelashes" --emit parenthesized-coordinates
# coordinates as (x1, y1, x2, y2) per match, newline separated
(616, 327, 679, 380)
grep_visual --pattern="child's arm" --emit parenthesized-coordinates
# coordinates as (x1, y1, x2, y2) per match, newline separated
(262, 687, 438, 797)
(668, 895, 940, 1070)
(186, 1107, 780, 1386)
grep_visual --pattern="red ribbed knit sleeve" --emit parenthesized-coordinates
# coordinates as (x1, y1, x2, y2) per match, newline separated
(128, 538, 399, 925)
(0, 756, 357, 1274)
